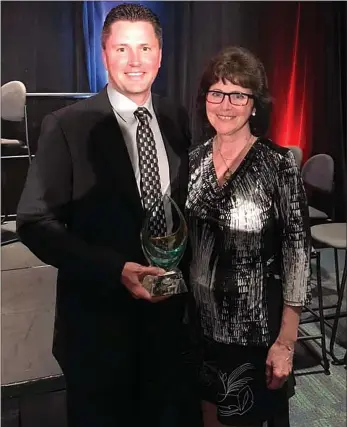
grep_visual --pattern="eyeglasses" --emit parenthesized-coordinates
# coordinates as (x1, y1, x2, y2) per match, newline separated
(206, 91, 254, 106)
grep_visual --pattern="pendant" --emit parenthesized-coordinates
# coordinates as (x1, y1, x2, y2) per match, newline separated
(223, 169, 233, 180)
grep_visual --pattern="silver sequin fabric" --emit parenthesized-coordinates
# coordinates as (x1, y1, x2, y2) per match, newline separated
(185, 137, 311, 346)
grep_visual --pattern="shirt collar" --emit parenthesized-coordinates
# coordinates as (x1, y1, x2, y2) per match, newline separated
(107, 84, 154, 124)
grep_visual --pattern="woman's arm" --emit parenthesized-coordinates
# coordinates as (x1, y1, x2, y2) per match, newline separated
(266, 150, 311, 389)
(277, 304, 302, 346)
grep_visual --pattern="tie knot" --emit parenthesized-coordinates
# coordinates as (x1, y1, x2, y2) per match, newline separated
(134, 107, 151, 124)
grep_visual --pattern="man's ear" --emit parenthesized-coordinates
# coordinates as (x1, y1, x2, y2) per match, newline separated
(102, 48, 108, 71)
(158, 48, 162, 69)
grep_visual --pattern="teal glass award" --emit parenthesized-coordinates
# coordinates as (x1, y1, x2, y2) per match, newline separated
(140, 195, 188, 296)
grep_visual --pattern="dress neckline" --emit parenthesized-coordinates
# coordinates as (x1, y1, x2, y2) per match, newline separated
(208, 137, 260, 190)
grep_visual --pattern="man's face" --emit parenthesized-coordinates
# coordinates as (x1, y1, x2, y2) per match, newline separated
(102, 20, 162, 105)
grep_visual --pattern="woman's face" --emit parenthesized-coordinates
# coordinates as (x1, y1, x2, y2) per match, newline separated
(205, 79, 255, 137)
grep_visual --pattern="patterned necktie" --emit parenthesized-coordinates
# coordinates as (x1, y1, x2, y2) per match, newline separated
(134, 107, 167, 236)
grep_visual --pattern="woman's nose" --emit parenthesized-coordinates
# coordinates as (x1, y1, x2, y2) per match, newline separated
(220, 95, 235, 109)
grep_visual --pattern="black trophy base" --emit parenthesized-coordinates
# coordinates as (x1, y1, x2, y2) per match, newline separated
(142, 269, 188, 296)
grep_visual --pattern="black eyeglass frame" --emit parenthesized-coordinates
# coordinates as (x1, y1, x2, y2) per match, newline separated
(206, 90, 255, 106)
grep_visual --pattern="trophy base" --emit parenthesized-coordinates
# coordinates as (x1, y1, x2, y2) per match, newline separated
(142, 269, 188, 296)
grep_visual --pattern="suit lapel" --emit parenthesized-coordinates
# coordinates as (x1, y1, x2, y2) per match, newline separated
(90, 90, 185, 219)
(90, 89, 143, 217)
(152, 95, 181, 203)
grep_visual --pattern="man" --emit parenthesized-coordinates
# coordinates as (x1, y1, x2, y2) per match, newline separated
(16, 4, 200, 427)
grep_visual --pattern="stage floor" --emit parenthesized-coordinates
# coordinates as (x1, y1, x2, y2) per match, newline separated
(2, 221, 61, 386)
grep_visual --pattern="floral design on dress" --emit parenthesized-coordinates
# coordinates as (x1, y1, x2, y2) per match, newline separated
(217, 363, 255, 417)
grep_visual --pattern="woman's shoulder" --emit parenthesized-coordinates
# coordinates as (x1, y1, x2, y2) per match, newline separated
(256, 137, 296, 169)
(256, 137, 290, 157)
(189, 137, 213, 160)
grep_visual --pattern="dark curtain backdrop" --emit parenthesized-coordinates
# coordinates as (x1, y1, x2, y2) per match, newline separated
(1, 1, 89, 92)
(1, 1, 89, 217)
(329, 1, 346, 221)
(157, 1, 263, 137)
(1, 1, 346, 219)
(1, 1, 90, 150)
(336, 1, 347, 221)
(258, 2, 319, 161)
(258, 1, 346, 220)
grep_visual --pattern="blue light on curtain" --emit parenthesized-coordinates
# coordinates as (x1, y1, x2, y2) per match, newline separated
(82, 1, 166, 93)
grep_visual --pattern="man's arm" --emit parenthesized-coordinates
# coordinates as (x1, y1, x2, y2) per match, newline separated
(17, 112, 164, 302)
(16, 113, 128, 290)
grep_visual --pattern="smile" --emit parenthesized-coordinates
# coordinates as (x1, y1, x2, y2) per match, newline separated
(126, 72, 145, 78)
(217, 115, 235, 120)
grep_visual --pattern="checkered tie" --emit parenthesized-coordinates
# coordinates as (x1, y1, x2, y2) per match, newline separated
(134, 107, 167, 236)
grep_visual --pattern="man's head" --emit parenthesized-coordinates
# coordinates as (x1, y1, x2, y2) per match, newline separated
(101, 4, 163, 105)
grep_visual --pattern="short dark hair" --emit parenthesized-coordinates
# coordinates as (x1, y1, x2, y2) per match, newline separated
(101, 3, 163, 49)
(196, 46, 272, 139)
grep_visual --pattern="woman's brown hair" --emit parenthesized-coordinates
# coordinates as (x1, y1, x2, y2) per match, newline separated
(196, 46, 272, 139)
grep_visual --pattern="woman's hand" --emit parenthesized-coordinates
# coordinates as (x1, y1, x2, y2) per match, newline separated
(265, 339, 294, 390)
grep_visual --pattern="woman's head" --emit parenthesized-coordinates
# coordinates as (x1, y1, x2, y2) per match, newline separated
(196, 46, 272, 139)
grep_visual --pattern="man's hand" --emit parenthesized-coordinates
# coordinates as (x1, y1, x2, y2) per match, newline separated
(121, 262, 169, 303)
(265, 340, 294, 390)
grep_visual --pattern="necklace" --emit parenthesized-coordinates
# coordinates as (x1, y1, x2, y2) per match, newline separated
(215, 134, 254, 181)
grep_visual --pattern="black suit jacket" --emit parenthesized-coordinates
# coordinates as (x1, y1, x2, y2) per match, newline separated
(16, 88, 191, 390)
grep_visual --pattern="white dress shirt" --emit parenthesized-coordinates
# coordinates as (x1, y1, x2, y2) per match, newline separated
(107, 85, 171, 201)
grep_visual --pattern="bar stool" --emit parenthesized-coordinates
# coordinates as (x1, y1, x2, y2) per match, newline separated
(298, 154, 336, 374)
(1, 81, 31, 244)
(310, 223, 347, 365)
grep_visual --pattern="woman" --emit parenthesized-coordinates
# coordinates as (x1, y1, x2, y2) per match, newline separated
(185, 46, 311, 427)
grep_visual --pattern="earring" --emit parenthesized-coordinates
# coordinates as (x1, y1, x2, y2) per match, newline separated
(252, 110, 256, 116)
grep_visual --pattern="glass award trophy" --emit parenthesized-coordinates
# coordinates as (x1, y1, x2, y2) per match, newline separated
(140, 195, 188, 296)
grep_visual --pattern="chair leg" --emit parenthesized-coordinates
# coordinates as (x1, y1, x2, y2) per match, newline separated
(24, 104, 33, 164)
(1, 214, 8, 224)
(333, 248, 340, 294)
(329, 250, 347, 365)
(316, 251, 330, 374)
(1, 169, 8, 224)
